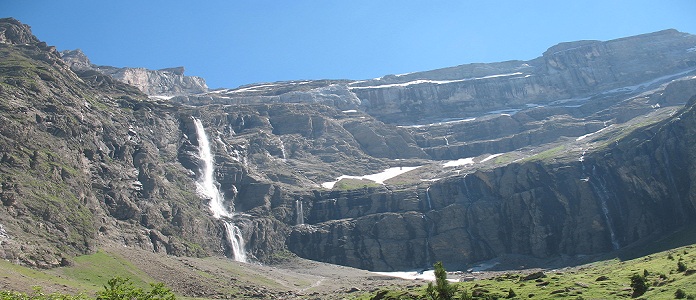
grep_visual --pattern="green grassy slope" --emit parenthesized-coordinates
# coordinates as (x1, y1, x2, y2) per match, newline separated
(360, 239, 696, 299)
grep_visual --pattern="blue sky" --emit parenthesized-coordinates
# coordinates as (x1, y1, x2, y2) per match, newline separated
(2, 1, 696, 89)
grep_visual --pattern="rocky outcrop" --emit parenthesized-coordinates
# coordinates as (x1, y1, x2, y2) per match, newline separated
(175, 80, 361, 110)
(176, 30, 696, 126)
(96, 66, 208, 96)
(0, 22, 237, 266)
(350, 30, 696, 123)
(287, 97, 696, 270)
(0, 18, 39, 45)
(60, 49, 208, 97)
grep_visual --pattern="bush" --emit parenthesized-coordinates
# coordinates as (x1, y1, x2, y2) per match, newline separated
(96, 277, 175, 300)
(676, 289, 687, 299)
(630, 274, 649, 298)
(677, 261, 688, 272)
(459, 289, 473, 300)
(0, 287, 87, 300)
(0, 279, 175, 300)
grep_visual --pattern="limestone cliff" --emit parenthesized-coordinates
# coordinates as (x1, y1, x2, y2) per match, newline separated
(287, 94, 696, 270)
(350, 29, 696, 123)
(178, 29, 696, 126)
(60, 49, 208, 97)
(0, 18, 425, 267)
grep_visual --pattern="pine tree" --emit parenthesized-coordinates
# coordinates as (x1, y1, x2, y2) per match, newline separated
(433, 261, 455, 300)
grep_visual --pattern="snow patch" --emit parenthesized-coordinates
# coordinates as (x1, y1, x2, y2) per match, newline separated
(350, 72, 525, 90)
(228, 83, 279, 93)
(443, 157, 474, 167)
(486, 108, 521, 116)
(374, 270, 437, 281)
(576, 126, 611, 141)
(374, 270, 459, 282)
(688, 46, 696, 53)
(149, 95, 174, 100)
(480, 153, 504, 163)
(398, 117, 476, 128)
(342, 109, 358, 113)
(602, 68, 696, 95)
(321, 166, 421, 189)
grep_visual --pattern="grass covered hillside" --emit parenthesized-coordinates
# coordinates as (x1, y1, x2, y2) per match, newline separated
(361, 238, 696, 299)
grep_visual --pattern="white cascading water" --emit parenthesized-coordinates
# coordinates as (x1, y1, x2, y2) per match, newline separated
(425, 187, 433, 211)
(279, 138, 287, 160)
(223, 222, 247, 262)
(295, 200, 304, 225)
(192, 117, 248, 262)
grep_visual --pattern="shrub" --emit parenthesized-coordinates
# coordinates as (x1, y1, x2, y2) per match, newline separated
(677, 261, 688, 272)
(630, 274, 648, 298)
(0, 287, 87, 300)
(96, 277, 175, 300)
(459, 289, 473, 300)
(676, 289, 687, 299)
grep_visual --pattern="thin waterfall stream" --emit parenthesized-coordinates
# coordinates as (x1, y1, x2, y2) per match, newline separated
(425, 187, 433, 211)
(591, 166, 621, 250)
(296, 200, 304, 225)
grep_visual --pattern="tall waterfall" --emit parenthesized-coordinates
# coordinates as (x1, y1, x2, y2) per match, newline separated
(193, 117, 247, 262)
(295, 200, 304, 225)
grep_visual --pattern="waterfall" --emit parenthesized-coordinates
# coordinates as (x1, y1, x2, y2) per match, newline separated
(422, 213, 435, 268)
(462, 173, 472, 200)
(223, 222, 248, 262)
(192, 117, 248, 262)
(279, 138, 287, 160)
(590, 166, 620, 250)
(425, 187, 433, 211)
(295, 200, 304, 225)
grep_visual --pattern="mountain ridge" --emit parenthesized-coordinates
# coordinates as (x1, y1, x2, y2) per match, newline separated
(1, 17, 696, 276)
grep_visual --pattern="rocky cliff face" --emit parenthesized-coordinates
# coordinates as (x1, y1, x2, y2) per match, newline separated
(0, 18, 429, 267)
(350, 30, 696, 123)
(2, 17, 696, 272)
(0, 23, 224, 267)
(287, 94, 696, 270)
(60, 49, 208, 97)
(179, 29, 696, 125)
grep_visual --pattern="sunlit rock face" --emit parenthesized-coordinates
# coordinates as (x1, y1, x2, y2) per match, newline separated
(350, 29, 696, 123)
(60, 49, 208, 97)
(287, 97, 696, 270)
(174, 29, 696, 129)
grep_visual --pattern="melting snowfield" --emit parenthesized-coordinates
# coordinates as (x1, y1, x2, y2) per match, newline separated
(373, 258, 501, 282)
(576, 126, 611, 141)
(398, 117, 477, 129)
(442, 157, 475, 167)
(480, 153, 504, 163)
(374, 270, 436, 281)
(350, 72, 525, 90)
(321, 166, 421, 189)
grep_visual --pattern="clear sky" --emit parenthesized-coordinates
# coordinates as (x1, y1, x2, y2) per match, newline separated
(2, 1, 696, 89)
